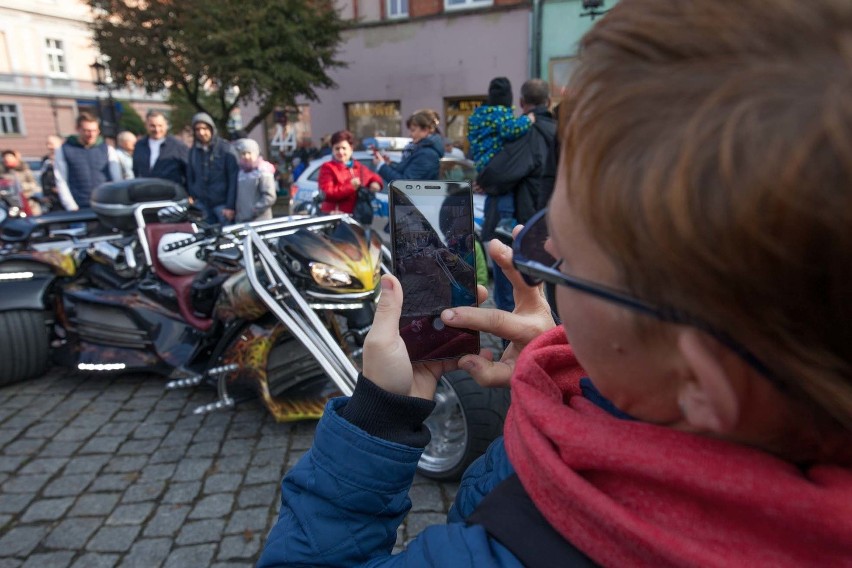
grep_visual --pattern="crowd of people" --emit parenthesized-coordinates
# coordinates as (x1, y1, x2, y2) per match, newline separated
(258, 0, 852, 566)
(0, 110, 280, 225)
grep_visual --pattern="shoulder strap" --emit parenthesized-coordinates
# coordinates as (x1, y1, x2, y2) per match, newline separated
(467, 474, 598, 568)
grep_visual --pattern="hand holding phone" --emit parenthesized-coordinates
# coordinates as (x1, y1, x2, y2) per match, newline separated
(388, 180, 480, 362)
(361, 274, 447, 401)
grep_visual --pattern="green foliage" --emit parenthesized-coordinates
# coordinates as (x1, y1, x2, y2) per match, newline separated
(167, 88, 221, 136)
(89, 0, 347, 135)
(117, 100, 146, 135)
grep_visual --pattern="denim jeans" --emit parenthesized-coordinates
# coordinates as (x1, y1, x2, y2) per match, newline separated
(491, 262, 516, 313)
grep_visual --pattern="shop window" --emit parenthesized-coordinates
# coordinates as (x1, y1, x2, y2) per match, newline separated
(443, 96, 486, 157)
(345, 101, 402, 145)
(0, 103, 21, 135)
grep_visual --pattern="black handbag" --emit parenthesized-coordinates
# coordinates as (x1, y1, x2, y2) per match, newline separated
(353, 186, 374, 225)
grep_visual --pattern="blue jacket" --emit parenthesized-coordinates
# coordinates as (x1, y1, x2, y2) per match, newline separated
(132, 135, 189, 187)
(257, 395, 523, 567)
(378, 133, 444, 182)
(186, 136, 239, 209)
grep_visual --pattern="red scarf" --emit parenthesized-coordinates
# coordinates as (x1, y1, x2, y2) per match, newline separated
(504, 327, 852, 567)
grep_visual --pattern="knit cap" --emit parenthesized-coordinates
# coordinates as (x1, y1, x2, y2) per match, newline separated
(487, 77, 513, 107)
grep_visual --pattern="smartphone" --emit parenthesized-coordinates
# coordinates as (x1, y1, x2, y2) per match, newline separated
(388, 180, 480, 362)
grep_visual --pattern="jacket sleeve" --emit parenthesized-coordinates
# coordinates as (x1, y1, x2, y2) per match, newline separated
(254, 172, 277, 214)
(175, 138, 190, 188)
(378, 147, 440, 183)
(186, 149, 197, 199)
(498, 114, 532, 143)
(106, 146, 123, 183)
(53, 145, 78, 211)
(131, 142, 146, 178)
(257, 382, 518, 568)
(224, 149, 239, 210)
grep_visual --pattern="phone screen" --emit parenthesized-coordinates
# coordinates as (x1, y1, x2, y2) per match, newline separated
(388, 180, 480, 362)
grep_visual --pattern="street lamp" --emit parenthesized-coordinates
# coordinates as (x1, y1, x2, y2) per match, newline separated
(90, 60, 118, 139)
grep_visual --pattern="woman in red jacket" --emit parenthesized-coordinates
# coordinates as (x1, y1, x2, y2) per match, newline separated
(318, 130, 382, 215)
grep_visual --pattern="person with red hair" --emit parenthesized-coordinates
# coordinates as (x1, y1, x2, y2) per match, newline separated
(317, 130, 382, 219)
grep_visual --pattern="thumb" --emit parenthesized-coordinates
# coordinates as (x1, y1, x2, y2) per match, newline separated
(371, 274, 403, 339)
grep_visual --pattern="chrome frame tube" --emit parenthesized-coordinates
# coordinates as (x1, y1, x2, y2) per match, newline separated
(243, 227, 358, 396)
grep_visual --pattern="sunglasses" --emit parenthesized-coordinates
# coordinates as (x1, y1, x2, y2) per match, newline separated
(511, 208, 778, 385)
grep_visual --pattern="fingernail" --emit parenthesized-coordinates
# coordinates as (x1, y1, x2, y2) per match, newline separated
(460, 358, 475, 371)
(442, 309, 455, 321)
(381, 277, 393, 291)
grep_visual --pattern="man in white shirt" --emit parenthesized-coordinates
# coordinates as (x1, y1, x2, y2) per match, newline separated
(131, 110, 189, 188)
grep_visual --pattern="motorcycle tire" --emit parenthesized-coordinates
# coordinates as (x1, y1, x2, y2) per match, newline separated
(418, 370, 511, 482)
(0, 309, 49, 387)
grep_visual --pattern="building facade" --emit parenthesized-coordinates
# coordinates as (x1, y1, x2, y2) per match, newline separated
(0, 0, 170, 161)
(254, 0, 616, 159)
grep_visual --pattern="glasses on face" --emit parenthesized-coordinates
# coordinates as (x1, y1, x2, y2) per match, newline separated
(511, 208, 778, 384)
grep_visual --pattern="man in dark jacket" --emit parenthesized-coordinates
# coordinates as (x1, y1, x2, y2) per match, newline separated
(132, 110, 189, 187)
(477, 79, 558, 311)
(186, 112, 239, 224)
(54, 112, 122, 210)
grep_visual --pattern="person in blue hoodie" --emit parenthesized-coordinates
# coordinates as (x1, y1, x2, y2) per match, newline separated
(186, 112, 239, 224)
(373, 109, 444, 181)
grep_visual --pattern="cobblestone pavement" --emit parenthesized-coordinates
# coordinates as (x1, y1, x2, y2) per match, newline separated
(0, 367, 464, 567)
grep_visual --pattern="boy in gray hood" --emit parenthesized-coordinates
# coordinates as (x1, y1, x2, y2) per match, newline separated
(186, 112, 239, 224)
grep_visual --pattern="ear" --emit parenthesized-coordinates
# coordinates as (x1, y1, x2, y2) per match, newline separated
(676, 329, 742, 433)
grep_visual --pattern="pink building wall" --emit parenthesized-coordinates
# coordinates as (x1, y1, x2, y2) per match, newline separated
(242, 8, 530, 155)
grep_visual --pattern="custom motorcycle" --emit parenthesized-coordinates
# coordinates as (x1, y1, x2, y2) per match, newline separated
(0, 178, 508, 480)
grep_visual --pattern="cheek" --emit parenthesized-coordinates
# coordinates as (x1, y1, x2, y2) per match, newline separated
(555, 286, 633, 384)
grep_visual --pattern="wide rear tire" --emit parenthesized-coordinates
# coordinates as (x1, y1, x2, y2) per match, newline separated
(0, 310, 49, 387)
(417, 370, 511, 481)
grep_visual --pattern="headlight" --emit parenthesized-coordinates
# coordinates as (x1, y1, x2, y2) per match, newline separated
(310, 262, 353, 287)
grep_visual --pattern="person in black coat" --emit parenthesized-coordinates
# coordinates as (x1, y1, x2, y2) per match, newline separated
(477, 79, 558, 312)
(132, 110, 189, 188)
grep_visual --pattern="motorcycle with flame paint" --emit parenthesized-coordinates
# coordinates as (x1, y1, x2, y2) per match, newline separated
(0, 178, 508, 480)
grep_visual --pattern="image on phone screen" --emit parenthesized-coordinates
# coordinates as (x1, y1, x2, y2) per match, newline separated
(389, 180, 480, 362)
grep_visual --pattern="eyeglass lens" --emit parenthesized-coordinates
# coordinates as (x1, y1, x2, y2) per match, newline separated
(519, 211, 557, 268)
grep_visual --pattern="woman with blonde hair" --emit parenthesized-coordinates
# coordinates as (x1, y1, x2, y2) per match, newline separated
(373, 108, 444, 181)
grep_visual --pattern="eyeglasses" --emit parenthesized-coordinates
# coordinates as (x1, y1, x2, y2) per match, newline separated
(511, 208, 778, 384)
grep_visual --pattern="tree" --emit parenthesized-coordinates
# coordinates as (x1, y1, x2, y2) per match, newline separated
(117, 100, 146, 135)
(89, 0, 347, 136)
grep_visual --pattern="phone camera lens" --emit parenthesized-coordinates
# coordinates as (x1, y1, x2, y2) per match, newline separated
(416, 185, 421, 190)
(406, 185, 412, 189)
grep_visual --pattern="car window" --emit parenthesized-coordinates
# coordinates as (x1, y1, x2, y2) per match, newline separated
(440, 159, 477, 182)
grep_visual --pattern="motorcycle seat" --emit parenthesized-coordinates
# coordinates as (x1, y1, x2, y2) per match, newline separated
(92, 178, 187, 232)
(144, 222, 213, 332)
(0, 209, 100, 242)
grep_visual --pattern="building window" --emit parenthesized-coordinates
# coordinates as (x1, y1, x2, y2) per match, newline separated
(387, 0, 408, 18)
(444, 0, 492, 11)
(0, 104, 22, 135)
(45, 38, 67, 76)
(345, 101, 402, 143)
